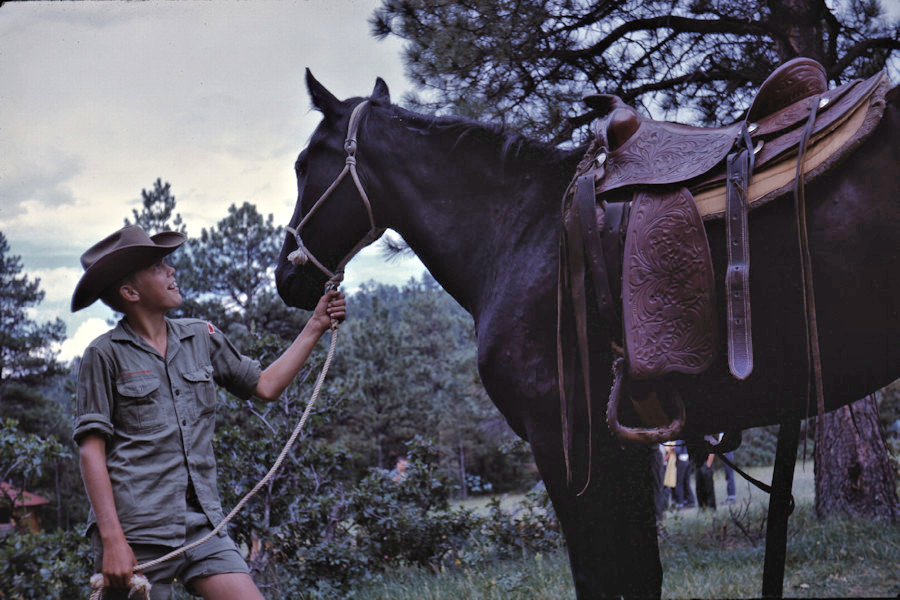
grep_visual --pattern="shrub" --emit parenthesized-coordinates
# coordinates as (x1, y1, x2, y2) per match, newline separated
(350, 436, 480, 569)
(474, 485, 563, 561)
(0, 529, 92, 600)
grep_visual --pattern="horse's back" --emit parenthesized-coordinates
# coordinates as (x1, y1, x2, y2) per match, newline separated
(686, 86, 900, 434)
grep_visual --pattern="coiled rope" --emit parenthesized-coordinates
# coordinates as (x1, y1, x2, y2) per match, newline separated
(89, 318, 341, 599)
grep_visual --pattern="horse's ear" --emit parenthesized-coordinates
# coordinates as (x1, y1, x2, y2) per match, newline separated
(306, 68, 342, 117)
(371, 77, 390, 104)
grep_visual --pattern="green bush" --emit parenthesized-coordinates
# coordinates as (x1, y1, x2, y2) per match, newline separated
(350, 437, 480, 569)
(1, 435, 562, 599)
(0, 529, 92, 600)
(473, 486, 563, 562)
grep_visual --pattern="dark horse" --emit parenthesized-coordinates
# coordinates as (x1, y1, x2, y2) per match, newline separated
(276, 71, 899, 598)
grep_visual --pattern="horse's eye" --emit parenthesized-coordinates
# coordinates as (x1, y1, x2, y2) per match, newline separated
(295, 150, 308, 176)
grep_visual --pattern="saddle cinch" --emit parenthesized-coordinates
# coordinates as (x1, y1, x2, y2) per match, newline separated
(557, 58, 891, 460)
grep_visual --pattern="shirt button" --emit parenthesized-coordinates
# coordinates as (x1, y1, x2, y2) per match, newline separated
(182, 419, 187, 426)
(175, 389, 181, 396)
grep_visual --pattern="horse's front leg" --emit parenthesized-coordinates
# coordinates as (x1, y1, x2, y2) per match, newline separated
(528, 416, 663, 599)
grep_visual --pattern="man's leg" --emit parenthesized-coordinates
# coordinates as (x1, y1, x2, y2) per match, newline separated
(724, 451, 736, 502)
(193, 572, 264, 600)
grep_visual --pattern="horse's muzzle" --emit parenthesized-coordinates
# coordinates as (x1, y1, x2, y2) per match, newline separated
(275, 260, 327, 310)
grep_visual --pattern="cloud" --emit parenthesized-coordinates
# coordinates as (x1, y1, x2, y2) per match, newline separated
(57, 318, 111, 362)
(0, 150, 83, 218)
(26, 266, 82, 306)
(882, 0, 900, 21)
(341, 244, 426, 295)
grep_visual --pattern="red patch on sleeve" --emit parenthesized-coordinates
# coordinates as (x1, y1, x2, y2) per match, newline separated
(207, 322, 215, 335)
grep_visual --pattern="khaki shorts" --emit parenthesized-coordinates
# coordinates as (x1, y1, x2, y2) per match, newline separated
(91, 509, 250, 600)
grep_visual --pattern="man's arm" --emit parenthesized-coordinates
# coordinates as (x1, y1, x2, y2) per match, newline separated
(254, 290, 346, 401)
(79, 433, 137, 588)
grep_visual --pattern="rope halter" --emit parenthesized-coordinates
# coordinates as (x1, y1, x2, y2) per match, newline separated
(286, 100, 386, 288)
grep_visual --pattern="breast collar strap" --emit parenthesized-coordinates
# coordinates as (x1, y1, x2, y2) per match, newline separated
(286, 100, 386, 288)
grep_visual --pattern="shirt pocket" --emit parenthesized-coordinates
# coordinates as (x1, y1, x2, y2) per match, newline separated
(115, 373, 165, 434)
(184, 365, 216, 415)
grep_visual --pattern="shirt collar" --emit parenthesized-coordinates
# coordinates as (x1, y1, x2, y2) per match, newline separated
(109, 317, 196, 361)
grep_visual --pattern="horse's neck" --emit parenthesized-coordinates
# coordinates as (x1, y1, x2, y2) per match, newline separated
(386, 152, 572, 320)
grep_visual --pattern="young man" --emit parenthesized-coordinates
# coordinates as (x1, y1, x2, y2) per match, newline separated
(72, 226, 345, 600)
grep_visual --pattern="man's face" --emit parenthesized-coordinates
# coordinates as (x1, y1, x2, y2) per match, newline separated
(130, 259, 182, 311)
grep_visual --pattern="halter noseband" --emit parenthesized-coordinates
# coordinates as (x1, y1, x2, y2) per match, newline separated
(285, 100, 386, 288)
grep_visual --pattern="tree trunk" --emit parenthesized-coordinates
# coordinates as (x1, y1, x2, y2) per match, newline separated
(765, 0, 828, 63)
(814, 396, 899, 521)
(458, 435, 467, 500)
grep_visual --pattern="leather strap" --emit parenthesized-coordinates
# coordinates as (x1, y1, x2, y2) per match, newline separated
(556, 175, 621, 492)
(601, 199, 630, 305)
(574, 175, 615, 318)
(725, 139, 754, 380)
(558, 183, 591, 490)
(794, 98, 826, 425)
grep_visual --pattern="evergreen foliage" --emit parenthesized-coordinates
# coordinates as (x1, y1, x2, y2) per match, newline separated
(0, 232, 65, 386)
(372, 0, 899, 143)
(124, 178, 186, 236)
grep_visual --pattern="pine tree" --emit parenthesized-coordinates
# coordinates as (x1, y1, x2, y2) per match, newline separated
(123, 178, 186, 235)
(0, 231, 65, 387)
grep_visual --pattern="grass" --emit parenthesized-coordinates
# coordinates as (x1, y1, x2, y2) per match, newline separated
(351, 461, 900, 599)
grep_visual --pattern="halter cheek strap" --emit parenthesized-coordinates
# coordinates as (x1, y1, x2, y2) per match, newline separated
(286, 100, 386, 287)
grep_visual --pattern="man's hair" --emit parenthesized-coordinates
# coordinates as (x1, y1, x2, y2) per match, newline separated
(98, 272, 136, 313)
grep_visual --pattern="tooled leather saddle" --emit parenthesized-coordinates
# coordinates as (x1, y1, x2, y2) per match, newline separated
(556, 58, 890, 476)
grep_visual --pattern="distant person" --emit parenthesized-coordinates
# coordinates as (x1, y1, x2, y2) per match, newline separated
(673, 441, 696, 509)
(72, 226, 346, 600)
(695, 454, 717, 510)
(389, 456, 409, 482)
(722, 450, 737, 504)
(650, 444, 668, 521)
(711, 433, 737, 504)
(662, 443, 678, 510)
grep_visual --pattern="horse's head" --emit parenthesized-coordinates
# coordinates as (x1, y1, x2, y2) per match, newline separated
(276, 70, 391, 310)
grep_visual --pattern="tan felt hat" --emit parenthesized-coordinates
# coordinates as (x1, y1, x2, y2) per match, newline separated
(71, 226, 185, 312)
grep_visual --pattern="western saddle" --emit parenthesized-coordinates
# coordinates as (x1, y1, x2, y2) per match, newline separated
(556, 58, 890, 470)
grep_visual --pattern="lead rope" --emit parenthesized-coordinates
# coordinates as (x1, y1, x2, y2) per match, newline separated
(89, 307, 341, 600)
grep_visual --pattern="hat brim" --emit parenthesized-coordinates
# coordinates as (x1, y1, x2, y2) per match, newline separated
(71, 232, 185, 312)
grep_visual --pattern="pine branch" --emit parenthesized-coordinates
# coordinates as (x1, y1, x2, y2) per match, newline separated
(548, 15, 780, 63)
(829, 37, 900, 79)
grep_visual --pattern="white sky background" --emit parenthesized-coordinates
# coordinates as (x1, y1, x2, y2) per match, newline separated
(0, 1, 424, 362)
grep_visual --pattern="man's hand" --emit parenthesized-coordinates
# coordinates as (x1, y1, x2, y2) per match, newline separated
(310, 290, 346, 332)
(101, 534, 138, 589)
(256, 290, 348, 400)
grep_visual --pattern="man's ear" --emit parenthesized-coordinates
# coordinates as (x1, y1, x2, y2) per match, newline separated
(119, 283, 140, 304)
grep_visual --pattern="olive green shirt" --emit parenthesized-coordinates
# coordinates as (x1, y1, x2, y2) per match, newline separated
(74, 317, 260, 546)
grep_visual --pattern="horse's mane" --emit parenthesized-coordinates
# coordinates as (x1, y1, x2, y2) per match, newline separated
(373, 101, 581, 167)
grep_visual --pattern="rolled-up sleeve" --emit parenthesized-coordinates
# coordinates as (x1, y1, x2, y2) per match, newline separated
(73, 346, 116, 444)
(207, 324, 260, 400)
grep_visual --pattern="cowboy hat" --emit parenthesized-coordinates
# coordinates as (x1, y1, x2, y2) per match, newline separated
(71, 226, 186, 312)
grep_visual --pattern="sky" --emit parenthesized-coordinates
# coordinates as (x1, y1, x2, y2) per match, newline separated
(0, 1, 425, 362)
